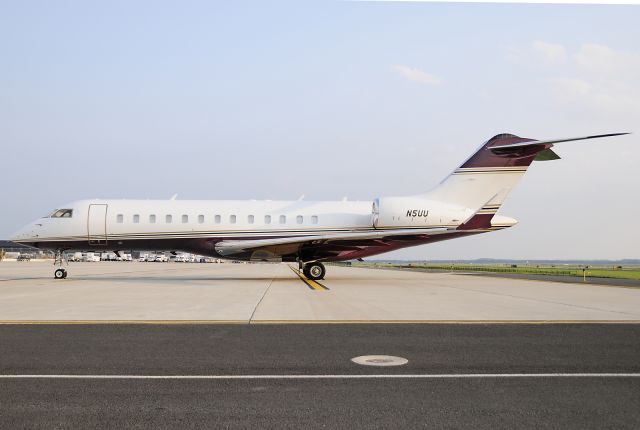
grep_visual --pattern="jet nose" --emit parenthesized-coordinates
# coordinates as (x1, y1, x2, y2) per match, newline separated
(9, 228, 25, 242)
(10, 223, 38, 244)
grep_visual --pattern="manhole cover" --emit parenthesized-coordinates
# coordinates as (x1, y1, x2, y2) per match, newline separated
(351, 355, 408, 367)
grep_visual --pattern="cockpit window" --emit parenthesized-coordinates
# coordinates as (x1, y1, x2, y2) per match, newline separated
(51, 209, 73, 218)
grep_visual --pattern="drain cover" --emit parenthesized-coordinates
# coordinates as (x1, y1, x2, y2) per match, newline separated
(351, 355, 408, 367)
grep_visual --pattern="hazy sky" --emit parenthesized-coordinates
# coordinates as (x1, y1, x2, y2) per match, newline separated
(1, 1, 638, 260)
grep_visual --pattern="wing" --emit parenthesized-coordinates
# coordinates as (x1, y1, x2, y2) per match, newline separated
(215, 227, 453, 261)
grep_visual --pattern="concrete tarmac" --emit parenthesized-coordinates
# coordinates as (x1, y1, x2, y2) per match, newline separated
(458, 271, 640, 288)
(1, 261, 640, 322)
(1, 324, 639, 429)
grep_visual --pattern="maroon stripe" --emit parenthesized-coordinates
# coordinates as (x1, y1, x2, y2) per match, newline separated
(457, 213, 494, 230)
(459, 134, 548, 169)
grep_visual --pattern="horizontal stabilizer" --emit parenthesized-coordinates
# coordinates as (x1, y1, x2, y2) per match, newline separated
(490, 133, 629, 152)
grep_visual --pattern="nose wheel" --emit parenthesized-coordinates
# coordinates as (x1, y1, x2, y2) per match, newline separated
(303, 262, 326, 280)
(53, 249, 68, 279)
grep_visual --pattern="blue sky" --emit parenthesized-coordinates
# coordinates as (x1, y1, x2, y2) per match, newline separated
(1, 1, 638, 259)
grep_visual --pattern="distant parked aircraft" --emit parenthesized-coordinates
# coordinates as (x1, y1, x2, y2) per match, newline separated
(11, 132, 628, 280)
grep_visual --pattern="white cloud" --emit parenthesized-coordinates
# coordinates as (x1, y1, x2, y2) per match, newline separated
(513, 41, 640, 117)
(532, 40, 567, 65)
(546, 77, 591, 99)
(574, 43, 640, 76)
(547, 76, 639, 116)
(392, 64, 442, 86)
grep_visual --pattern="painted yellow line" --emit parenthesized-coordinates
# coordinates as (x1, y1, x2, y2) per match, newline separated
(289, 267, 329, 291)
(0, 320, 248, 325)
(250, 320, 640, 325)
(0, 320, 639, 325)
(305, 278, 328, 291)
(3, 320, 638, 325)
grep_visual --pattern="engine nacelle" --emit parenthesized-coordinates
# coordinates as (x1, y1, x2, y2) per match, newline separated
(372, 196, 471, 228)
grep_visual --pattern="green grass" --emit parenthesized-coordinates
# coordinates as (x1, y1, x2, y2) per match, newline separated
(349, 262, 640, 281)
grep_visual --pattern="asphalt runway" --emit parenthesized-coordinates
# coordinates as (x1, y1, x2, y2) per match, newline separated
(1, 323, 640, 429)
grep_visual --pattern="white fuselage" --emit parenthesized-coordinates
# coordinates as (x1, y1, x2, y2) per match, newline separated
(13, 198, 486, 244)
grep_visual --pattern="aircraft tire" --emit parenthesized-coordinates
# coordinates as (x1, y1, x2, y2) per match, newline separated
(54, 268, 66, 279)
(303, 262, 325, 280)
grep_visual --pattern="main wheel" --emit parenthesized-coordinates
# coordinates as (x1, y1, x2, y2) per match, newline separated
(54, 268, 66, 279)
(303, 262, 325, 280)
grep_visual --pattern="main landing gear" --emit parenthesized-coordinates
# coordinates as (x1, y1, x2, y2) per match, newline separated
(53, 250, 67, 279)
(302, 261, 326, 281)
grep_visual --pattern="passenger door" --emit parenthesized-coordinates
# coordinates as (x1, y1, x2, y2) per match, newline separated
(87, 204, 108, 245)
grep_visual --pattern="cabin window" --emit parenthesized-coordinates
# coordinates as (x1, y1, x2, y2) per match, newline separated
(214, 215, 221, 224)
(149, 214, 156, 224)
(311, 215, 318, 224)
(133, 214, 140, 223)
(265, 215, 271, 224)
(248, 215, 254, 224)
(296, 215, 303, 224)
(166, 215, 172, 224)
(279, 215, 286, 224)
(198, 215, 204, 224)
(51, 209, 73, 218)
(230, 215, 236, 224)
(117, 214, 123, 223)
(182, 214, 188, 223)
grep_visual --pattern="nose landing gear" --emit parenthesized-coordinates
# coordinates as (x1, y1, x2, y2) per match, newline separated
(302, 262, 326, 281)
(53, 250, 67, 279)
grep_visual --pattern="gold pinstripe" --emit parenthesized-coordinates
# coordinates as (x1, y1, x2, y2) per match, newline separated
(26, 226, 463, 242)
(456, 166, 529, 171)
(453, 171, 527, 175)
(0, 320, 636, 325)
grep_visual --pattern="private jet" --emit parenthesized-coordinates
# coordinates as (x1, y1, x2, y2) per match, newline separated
(11, 132, 628, 280)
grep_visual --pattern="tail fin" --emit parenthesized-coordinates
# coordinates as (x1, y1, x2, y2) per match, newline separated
(423, 132, 628, 211)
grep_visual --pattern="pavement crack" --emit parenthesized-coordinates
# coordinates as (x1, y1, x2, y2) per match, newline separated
(248, 269, 277, 324)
